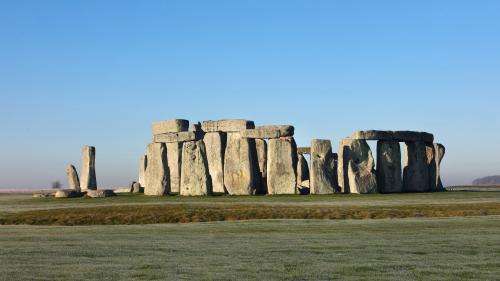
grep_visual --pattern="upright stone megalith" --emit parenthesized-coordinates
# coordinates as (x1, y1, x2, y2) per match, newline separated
(337, 139, 353, 193)
(434, 143, 446, 190)
(403, 141, 430, 192)
(296, 153, 310, 187)
(204, 132, 226, 193)
(180, 140, 212, 196)
(267, 137, 298, 195)
(165, 142, 182, 193)
(255, 139, 268, 194)
(66, 164, 80, 191)
(80, 145, 97, 191)
(138, 155, 147, 188)
(224, 133, 257, 195)
(376, 141, 402, 193)
(344, 140, 377, 194)
(144, 143, 169, 196)
(426, 143, 437, 192)
(310, 139, 337, 194)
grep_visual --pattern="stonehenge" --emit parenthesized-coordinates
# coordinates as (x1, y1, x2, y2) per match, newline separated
(223, 133, 257, 195)
(267, 137, 298, 195)
(180, 140, 212, 196)
(80, 145, 97, 191)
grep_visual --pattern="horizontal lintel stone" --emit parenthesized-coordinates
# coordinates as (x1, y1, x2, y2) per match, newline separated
(152, 119, 189, 135)
(153, 131, 203, 143)
(240, 125, 294, 139)
(350, 130, 434, 143)
(297, 147, 311, 155)
(201, 119, 255, 132)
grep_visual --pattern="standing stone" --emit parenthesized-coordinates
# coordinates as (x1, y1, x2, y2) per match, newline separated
(144, 143, 170, 196)
(180, 140, 212, 196)
(224, 133, 257, 195)
(165, 142, 182, 193)
(426, 143, 437, 192)
(65, 164, 80, 191)
(255, 139, 268, 194)
(434, 143, 446, 190)
(138, 155, 147, 187)
(376, 141, 403, 193)
(296, 153, 309, 187)
(204, 132, 226, 193)
(80, 146, 97, 191)
(346, 140, 377, 194)
(267, 137, 298, 195)
(337, 139, 353, 194)
(310, 139, 337, 194)
(403, 141, 430, 192)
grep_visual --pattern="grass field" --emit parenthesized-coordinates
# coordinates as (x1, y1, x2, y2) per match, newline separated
(0, 191, 499, 280)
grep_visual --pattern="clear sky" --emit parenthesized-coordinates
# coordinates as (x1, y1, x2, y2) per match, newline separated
(1, 1, 499, 189)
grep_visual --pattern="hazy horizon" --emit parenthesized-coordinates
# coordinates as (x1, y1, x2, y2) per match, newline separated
(1, 1, 499, 189)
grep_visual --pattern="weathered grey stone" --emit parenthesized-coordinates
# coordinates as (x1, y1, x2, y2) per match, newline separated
(132, 182, 143, 193)
(80, 146, 97, 191)
(204, 132, 226, 193)
(376, 141, 403, 193)
(403, 141, 430, 192)
(350, 130, 434, 143)
(297, 147, 311, 155)
(33, 190, 56, 198)
(347, 140, 377, 194)
(152, 119, 189, 135)
(180, 140, 212, 196)
(267, 137, 298, 195)
(224, 133, 257, 195)
(86, 189, 116, 198)
(138, 155, 147, 188)
(337, 139, 353, 194)
(310, 139, 337, 194)
(114, 187, 132, 193)
(202, 119, 255, 133)
(241, 125, 294, 139)
(426, 143, 437, 192)
(153, 131, 202, 143)
(189, 122, 202, 132)
(297, 153, 310, 187)
(165, 142, 182, 193)
(434, 143, 446, 190)
(65, 164, 80, 191)
(144, 143, 169, 196)
(255, 139, 268, 194)
(55, 189, 82, 198)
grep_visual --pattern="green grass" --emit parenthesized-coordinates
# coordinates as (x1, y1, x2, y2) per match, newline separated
(0, 217, 499, 281)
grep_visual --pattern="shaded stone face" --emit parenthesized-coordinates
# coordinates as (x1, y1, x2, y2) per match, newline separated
(341, 139, 377, 194)
(297, 147, 311, 155)
(138, 155, 147, 188)
(180, 140, 212, 196)
(152, 119, 189, 135)
(204, 132, 226, 194)
(166, 142, 182, 193)
(80, 146, 97, 191)
(310, 139, 337, 194)
(267, 137, 298, 195)
(240, 125, 294, 139)
(223, 133, 257, 195)
(255, 139, 268, 194)
(297, 153, 310, 187)
(434, 143, 446, 190)
(350, 130, 434, 143)
(65, 164, 80, 191)
(376, 141, 402, 193)
(144, 143, 170, 196)
(403, 141, 430, 192)
(426, 143, 437, 192)
(153, 131, 203, 143)
(202, 119, 255, 133)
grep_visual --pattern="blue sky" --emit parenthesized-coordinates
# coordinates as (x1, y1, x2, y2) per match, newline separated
(1, 1, 499, 188)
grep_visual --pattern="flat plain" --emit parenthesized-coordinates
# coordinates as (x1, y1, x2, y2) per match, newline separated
(0, 191, 499, 280)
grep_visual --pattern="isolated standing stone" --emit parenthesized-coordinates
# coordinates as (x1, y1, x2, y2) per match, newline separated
(310, 139, 337, 194)
(224, 133, 257, 195)
(180, 140, 212, 196)
(144, 143, 169, 196)
(255, 139, 268, 194)
(80, 146, 97, 191)
(434, 143, 446, 190)
(267, 137, 298, 195)
(65, 164, 80, 191)
(138, 155, 147, 187)
(403, 141, 430, 192)
(204, 132, 226, 193)
(296, 153, 310, 187)
(346, 140, 377, 194)
(376, 141, 403, 193)
(166, 142, 182, 193)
